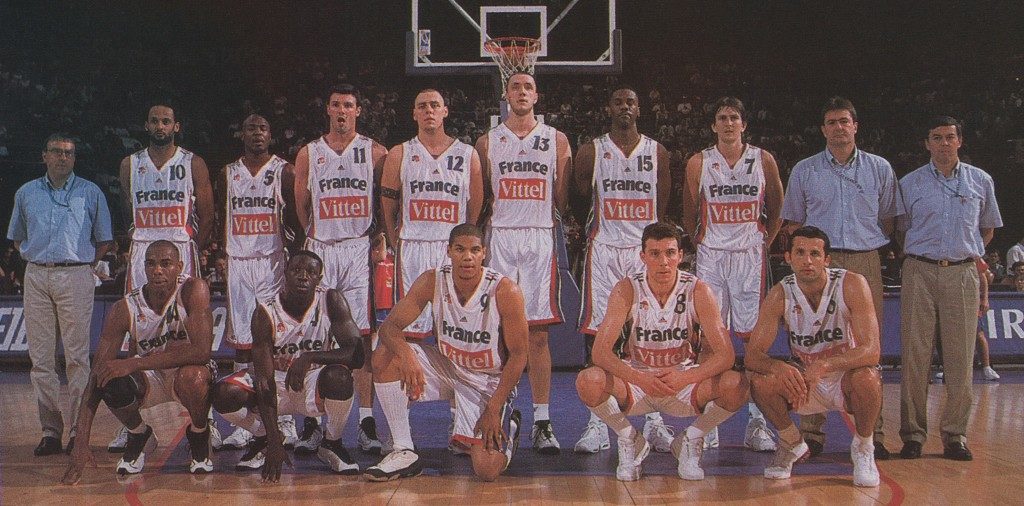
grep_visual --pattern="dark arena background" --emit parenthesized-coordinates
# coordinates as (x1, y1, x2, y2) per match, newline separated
(1, 1, 1023, 504)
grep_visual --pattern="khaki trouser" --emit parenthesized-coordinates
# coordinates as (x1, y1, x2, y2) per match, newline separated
(799, 250, 886, 444)
(23, 263, 95, 439)
(899, 257, 978, 445)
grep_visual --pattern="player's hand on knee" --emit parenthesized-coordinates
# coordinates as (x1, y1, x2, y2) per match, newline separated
(60, 446, 96, 485)
(637, 371, 674, 397)
(802, 361, 827, 388)
(285, 356, 312, 392)
(398, 358, 425, 401)
(262, 441, 292, 483)
(95, 359, 136, 388)
(654, 369, 689, 392)
(474, 407, 504, 452)
(771, 361, 808, 407)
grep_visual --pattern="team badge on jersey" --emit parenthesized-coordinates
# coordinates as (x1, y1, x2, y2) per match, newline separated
(499, 136, 507, 143)
(317, 156, 326, 165)
(412, 155, 420, 162)
(277, 322, 285, 333)
(603, 152, 612, 159)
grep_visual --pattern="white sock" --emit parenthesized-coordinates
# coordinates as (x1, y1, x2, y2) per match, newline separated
(778, 424, 801, 445)
(687, 401, 736, 439)
(360, 407, 374, 422)
(589, 397, 635, 440)
(645, 412, 664, 423)
(221, 407, 266, 437)
(377, 381, 414, 451)
(233, 361, 249, 374)
(853, 433, 874, 450)
(324, 398, 355, 441)
(534, 403, 550, 422)
(748, 402, 765, 422)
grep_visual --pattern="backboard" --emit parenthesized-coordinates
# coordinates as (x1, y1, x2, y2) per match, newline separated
(407, 0, 621, 76)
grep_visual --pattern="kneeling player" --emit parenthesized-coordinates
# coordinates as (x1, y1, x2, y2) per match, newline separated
(576, 222, 748, 481)
(212, 251, 364, 482)
(62, 241, 217, 484)
(364, 224, 528, 482)
(745, 226, 881, 487)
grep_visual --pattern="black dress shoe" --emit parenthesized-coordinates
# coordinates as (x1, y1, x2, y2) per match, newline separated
(806, 439, 824, 458)
(874, 441, 891, 460)
(900, 440, 922, 459)
(943, 442, 973, 461)
(65, 436, 76, 455)
(34, 436, 62, 456)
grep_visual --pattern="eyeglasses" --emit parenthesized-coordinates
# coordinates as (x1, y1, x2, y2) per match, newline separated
(46, 148, 76, 157)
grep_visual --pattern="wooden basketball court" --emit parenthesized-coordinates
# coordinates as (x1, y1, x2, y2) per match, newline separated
(2, 370, 1020, 505)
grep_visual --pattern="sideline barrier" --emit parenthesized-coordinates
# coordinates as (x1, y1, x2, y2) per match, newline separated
(0, 293, 1022, 365)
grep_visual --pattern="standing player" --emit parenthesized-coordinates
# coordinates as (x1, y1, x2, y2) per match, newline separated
(476, 72, 571, 454)
(294, 85, 388, 454)
(682, 97, 784, 451)
(113, 102, 216, 451)
(61, 241, 217, 484)
(576, 222, 748, 482)
(212, 252, 365, 480)
(380, 89, 483, 338)
(574, 88, 672, 454)
(363, 224, 527, 482)
(745, 226, 882, 487)
(218, 114, 298, 450)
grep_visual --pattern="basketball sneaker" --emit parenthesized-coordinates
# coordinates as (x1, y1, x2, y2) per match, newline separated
(318, 437, 360, 475)
(448, 420, 468, 456)
(983, 366, 1000, 381)
(279, 416, 298, 450)
(294, 417, 323, 455)
(236, 436, 268, 471)
(531, 420, 561, 455)
(358, 417, 383, 455)
(220, 426, 254, 451)
(671, 433, 705, 481)
(745, 418, 778, 452)
(208, 420, 222, 452)
(703, 426, 720, 449)
(502, 410, 522, 471)
(643, 416, 675, 453)
(116, 425, 157, 475)
(764, 439, 809, 480)
(851, 440, 880, 487)
(574, 420, 610, 453)
(363, 449, 423, 482)
(108, 426, 128, 453)
(615, 431, 651, 482)
(185, 426, 214, 474)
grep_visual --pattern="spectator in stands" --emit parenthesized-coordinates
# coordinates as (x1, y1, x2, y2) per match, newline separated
(1006, 237, 1024, 269)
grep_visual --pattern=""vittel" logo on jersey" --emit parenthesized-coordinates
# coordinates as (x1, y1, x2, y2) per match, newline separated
(231, 213, 276, 235)
(410, 180, 461, 196)
(135, 189, 186, 204)
(708, 184, 760, 198)
(135, 206, 186, 228)
(439, 341, 495, 370)
(318, 196, 369, 219)
(601, 178, 652, 194)
(498, 178, 546, 200)
(441, 319, 492, 344)
(498, 160, 548, 175)
(318, 177, 367, 193)
(410, 199, 458, 223)
(635, 326, 688, 341)
(634, 346, 687, 368)
(708, 201, 759, 224)
(603, 198, 653, 221)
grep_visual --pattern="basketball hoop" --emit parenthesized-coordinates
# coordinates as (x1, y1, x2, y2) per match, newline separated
(484, 36, 542, 84)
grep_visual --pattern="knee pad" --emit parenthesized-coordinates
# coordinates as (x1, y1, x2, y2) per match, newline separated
(100, 376, 139, 409)
(317, 365, 354, 401)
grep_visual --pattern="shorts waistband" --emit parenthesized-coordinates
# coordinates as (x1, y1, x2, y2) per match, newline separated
(30, 261, 90, 268)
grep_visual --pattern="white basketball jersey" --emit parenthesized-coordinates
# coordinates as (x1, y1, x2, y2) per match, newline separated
(589, 134, 659, 246)
(696, 144, 766, 250)
(224, 156, 286, 258)
(627, 269, 699, 371)
(433, 265, 505, 375)
(487, 123, 557, 229)
(259, 287, 333, 372)
(126, 276, 190, 357)
(782, 268, 856, 365)
(307, 136, 376, 241)
(129, 147, 195, 242)
(400, 137, 473, 241)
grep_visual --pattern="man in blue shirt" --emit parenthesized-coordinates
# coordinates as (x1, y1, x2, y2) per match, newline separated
(781, 97, 902, 459)
(7, 133, 113, 456)
(897, 116, 1002, 461)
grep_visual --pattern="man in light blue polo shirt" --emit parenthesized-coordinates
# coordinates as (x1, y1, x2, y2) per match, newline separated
(781, 97, 902, 459)
(897, 116, 1001, 462)
(8, 133, 113, 456)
